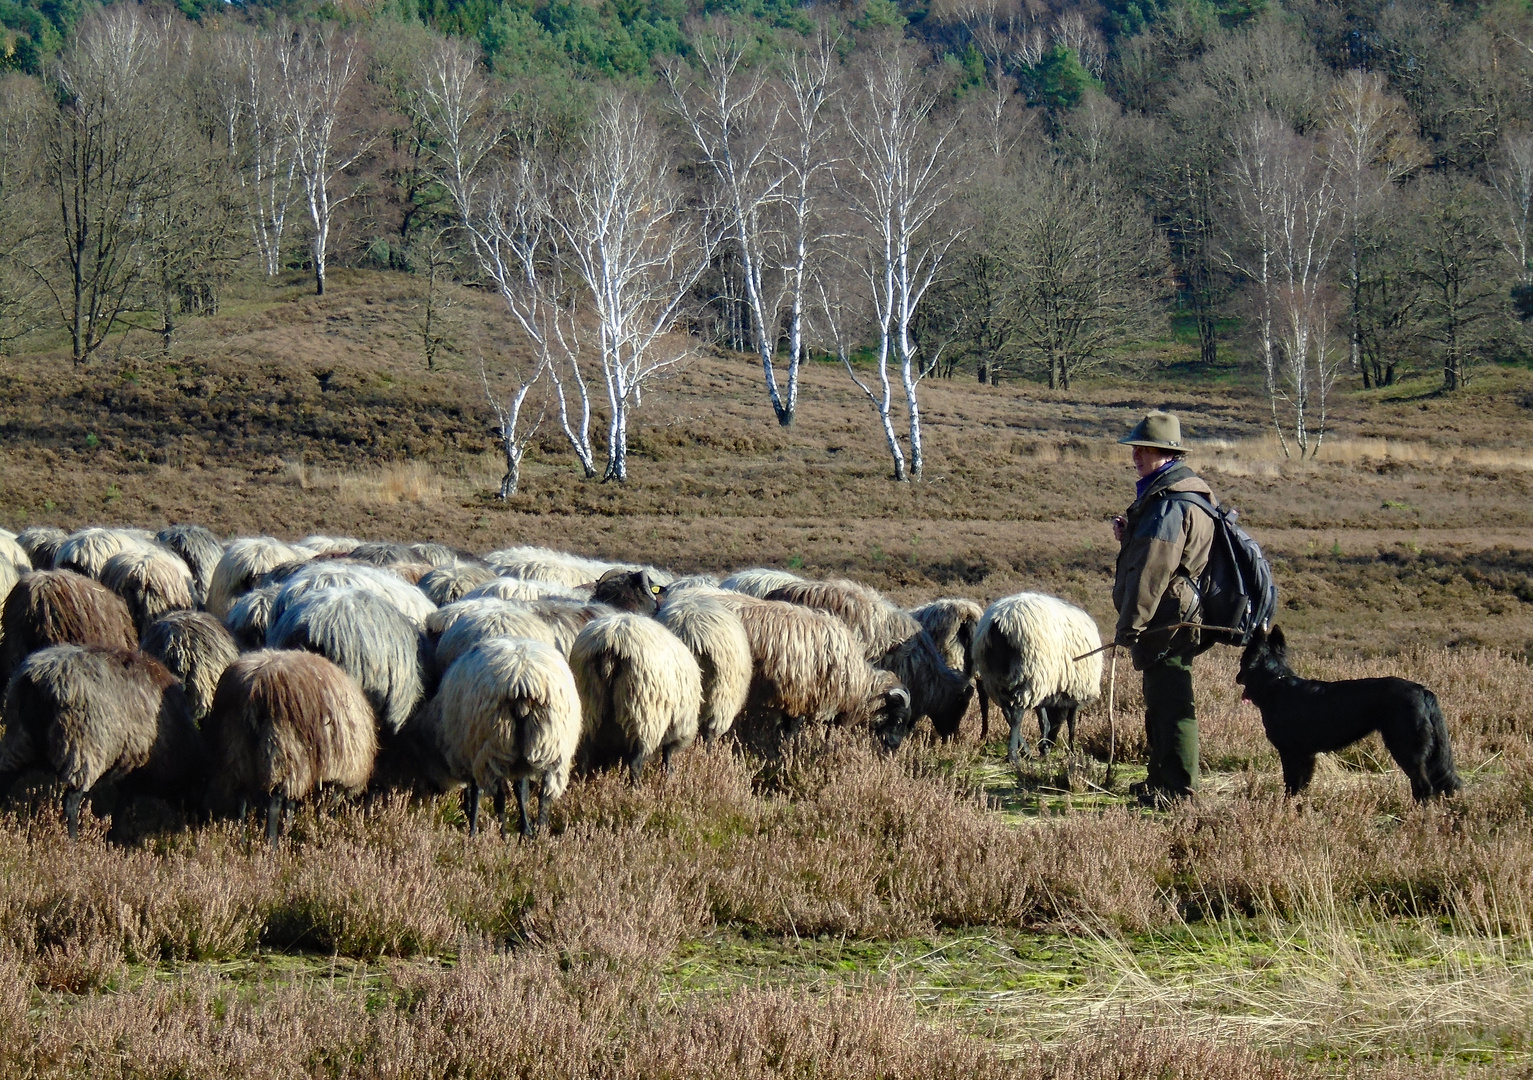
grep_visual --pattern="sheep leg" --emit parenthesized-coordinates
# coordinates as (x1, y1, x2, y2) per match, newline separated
(1064, 704, 1079, 750)
(463, 782, 480, 836)
(978, 684, 991, 742)
(627, 747, 649, 787)
(662, 744, 675, 775)
(515, 777, 533, 838)
(63, 788, 85, 841)
(1007, 716, 1033, 766)
(1036, 706, 1057, 756)
(265, 792, 284, 846)
(493, 787, 507, 834)
(536, 779, 552, 834)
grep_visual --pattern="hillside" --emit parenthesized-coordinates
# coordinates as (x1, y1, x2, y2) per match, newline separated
(4, 268, 1533, 655)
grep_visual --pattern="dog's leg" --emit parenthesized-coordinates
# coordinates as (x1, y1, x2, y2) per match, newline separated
(1280, 752, 1316, 796)
(1380, 729, 1435, 803)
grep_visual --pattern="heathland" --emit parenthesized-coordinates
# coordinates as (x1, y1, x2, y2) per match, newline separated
(2, 271, 1533, 1077)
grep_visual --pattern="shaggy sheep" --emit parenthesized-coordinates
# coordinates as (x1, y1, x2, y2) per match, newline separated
(0, 644, 202, 838)
(267, 560, 437, 628)
(347, 541, 419, 567)
(99, 548, 197, 634)
(266, 586, 427, 736)
(661, 574, 722, 596)
(912, 597, 987, 730)
(462, 577, 585, 603)
(719, 568, 804, 597)
(204, 649, 377, 843)
(972, 593, 1103, 764)
(140, 611, 240, 725)
(418, 563, 499, 606)
(296, 535, 362, 555)
(0, 534, 29, 611)
(712, 593, 913, 754)
(521, 599, 616, 654)
(486, 546, 675, 589)
(655, 592, 751, 742)
(434, 637, 582, 836)
(409, 542, 487, 568)
(568, 613, 702, 783)
(15, 526, 67, 569)
(224, 584, 280, 650)
(590, 568, 663, 615)
(206, 537, 314, 618)
(1, 571, 138, 683)
(54, 527, 158, 581)
(155, 525, 223, 602)
(766, 579, 973, 740)
(432, 602, 560, 676)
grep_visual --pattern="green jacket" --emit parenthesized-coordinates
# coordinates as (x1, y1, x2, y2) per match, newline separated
(1112, 462, 1217, 669)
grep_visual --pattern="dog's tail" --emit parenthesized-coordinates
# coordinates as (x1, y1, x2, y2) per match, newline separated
(1422, 689, 1464, 797)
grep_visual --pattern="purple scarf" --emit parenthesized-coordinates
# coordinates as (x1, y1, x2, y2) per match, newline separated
(1135, 459, 1179, 500)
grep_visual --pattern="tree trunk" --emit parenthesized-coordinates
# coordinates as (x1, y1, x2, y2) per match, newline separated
(498, 436, 520, 499)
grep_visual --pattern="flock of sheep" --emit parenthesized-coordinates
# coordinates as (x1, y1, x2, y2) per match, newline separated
(0, 524, 1105, 841)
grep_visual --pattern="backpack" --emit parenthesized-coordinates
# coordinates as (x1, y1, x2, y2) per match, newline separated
(1166, 492, 1278, 648)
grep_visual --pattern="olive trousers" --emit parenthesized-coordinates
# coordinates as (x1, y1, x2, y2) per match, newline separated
(1142, 654, 1198, 795)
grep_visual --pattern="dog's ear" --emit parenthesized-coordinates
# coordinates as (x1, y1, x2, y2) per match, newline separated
(1269, 625, 1286, 653)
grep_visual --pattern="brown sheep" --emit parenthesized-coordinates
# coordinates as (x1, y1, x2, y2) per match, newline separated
(140, 611, 241, 726)
(1, 571, 138, 684)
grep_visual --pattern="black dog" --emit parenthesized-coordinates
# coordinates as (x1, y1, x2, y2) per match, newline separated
(1236, 626, 1462, 802)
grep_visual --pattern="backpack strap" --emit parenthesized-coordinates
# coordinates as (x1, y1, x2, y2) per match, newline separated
(1164, 491, 1220, 519)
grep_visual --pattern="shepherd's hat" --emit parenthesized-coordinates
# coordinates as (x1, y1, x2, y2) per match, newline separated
(1118, 411, 1184, 452)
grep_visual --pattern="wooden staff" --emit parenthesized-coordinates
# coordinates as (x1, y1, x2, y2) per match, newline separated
(1071, 622, 1244, 664)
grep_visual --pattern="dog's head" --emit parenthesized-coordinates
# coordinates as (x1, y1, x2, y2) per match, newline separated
(1236, 625, 1289, 699)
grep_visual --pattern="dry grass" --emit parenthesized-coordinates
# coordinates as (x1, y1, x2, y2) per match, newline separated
(282, 458, 444, 505)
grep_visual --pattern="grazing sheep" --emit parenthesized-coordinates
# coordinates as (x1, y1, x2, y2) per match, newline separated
(713, 594, 913, 754)
(224, 584, 280, 651)
(569, 613, 702, 783)
(140, 611, 240, 725)
(0, 534, 29, 612)
(410, 542, 487, 568)
(662, 574, 722, 596)
(206, 537, 313, 618)
(15, 526, 67, 569)
(154, 525, 223, 602)
(590, 568, 663, 615)
(268, 561, 437, 629)
(266, 586, 427, 736)
(656, 592, 752, 742)
(1, 571, 138, 683)
(0, 644, 202, 838)
(720, 568, 804, 597)
(973, 593, 1103, 764)
(435, 637, 582, 836)
(462, 577, 584, 603)
(912, 597, 987, 732)
(204, 649, 377, 843)
(296, 535, 362, 555)
(767, 579, 973, 740)
(432, 602, 560, 676)
(347, 541, 419, 567)
(520, 599, 616, 654)
(418, 563, 498, 606)
(54, 527, 157, 581)
(485, 546, 617, 589)
(99, 548, 197, 634)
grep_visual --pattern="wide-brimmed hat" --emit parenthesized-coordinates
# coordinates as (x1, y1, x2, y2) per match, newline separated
(1118, 411, 1184, 452)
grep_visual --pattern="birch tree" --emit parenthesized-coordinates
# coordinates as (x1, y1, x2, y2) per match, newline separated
(213, 28, 297, 279)
(663, 30, 789, 423)
(279, 27, 370, 296)
(410, 36, 565, 495)
(838, 42, 965, 482)
(551, 92, 710, 483)
(1489, 128, 1533, 289)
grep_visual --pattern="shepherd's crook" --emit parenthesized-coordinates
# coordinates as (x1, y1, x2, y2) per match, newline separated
(1071, 622, 1243, 663)
(1104, 645, 1118, 788)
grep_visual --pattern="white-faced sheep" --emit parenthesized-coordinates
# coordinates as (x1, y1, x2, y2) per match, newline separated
(434, 637, 582, 836)
(204, 649, 377, 844)
(712, 594, 912, 754)
(418, 563, 498, 605)
(568, 613, 702, 783)
(655, 592, 751, 742)
(224, 584, 280, 651)
(99, 547, 197, 634)
(431, 601, 560, 677)
(719, 568, 803, 597)
(15, 526, 67, 569)
(53, 527, 158, 581)
(155, 525, 224, 602)
(0, 644, 203, 838)
(766, 579, 973, 740)
(267, 560, 437, 629)
(206, 537, 314, 618)
(140, 611, 240, 726)
(973, 593, 1103, 764)
(1, 570, 138, 683)
(266, 586, 427, 736)
(911, 597, 986, 727)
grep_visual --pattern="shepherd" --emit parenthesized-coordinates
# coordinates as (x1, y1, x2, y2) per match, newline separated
(1112, 411, 1217, 806)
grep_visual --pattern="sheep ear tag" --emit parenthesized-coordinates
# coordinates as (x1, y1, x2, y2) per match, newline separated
(651, 585, 662, 595)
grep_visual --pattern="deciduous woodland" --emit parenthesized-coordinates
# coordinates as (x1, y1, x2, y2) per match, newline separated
(3, 0, 1533, 1076)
